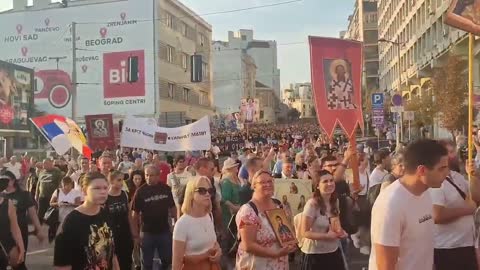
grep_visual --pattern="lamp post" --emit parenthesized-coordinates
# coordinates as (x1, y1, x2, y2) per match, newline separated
(379, 37, 404, 149)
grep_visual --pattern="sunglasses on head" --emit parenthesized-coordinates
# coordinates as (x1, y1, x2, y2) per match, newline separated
(195, 187, 215, 196)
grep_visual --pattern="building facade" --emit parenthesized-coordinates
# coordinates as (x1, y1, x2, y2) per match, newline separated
(283, 83, 315, 119)
(344, 0, 380, 103)
(212, 41, 256, 114)
(158, 0, 215, 122)
(377, 0, 469, 138)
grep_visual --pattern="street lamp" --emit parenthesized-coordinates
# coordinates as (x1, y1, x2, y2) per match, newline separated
(379, 37, 405, 149)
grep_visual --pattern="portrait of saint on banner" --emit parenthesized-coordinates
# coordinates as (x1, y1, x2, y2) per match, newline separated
(323, 59, 357, 110)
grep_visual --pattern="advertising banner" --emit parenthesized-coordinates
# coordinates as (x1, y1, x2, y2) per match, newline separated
(0, 60, 34, 132)
(274, 179, 313, 217)
(121, 116, 212, 151)
(85, 114, 115, 151)
(309, 36, 364, 138)
(0, 0, 155, 118)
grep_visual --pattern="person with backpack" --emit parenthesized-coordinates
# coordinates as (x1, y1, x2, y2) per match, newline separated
(235, 170, 297, 269)
(299, 170, 347, 270)
(366, 150, 392, 209)
(167, 156, 192, 219)
(380, 152, 405, 191)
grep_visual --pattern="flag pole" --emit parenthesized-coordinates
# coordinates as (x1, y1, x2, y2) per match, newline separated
(468, 33, 474, 192)
(349, 132, 360, 192)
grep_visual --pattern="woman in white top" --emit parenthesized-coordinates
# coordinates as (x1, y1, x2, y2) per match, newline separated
(50, 176, 82, 224)
(300, 170, 347, 270)
(172, 176, 221, 270)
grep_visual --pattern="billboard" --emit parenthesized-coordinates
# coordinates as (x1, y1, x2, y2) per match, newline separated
(0, 60, 34, 132)
(0, 0, 155, 118)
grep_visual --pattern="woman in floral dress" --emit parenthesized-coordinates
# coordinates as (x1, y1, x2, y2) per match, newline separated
(235, 171, 297, 270)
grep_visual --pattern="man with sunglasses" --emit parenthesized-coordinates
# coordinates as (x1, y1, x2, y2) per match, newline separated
(132, 165, 176, 270)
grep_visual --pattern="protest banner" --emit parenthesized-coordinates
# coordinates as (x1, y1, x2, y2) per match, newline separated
(120, 116, 211, 151)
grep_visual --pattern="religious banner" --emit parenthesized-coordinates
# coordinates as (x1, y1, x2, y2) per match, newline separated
(274, 179, 312, 217)
(85, 114, 115, 151)
(308, 36, 364, 138)
(240, 98, 260, 123)
(445, 0, 480, 35)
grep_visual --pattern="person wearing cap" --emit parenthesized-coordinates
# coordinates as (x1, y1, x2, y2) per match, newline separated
(220, 158, 241, 231)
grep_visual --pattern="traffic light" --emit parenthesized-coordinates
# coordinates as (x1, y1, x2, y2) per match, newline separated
(128, 56, 139, 83)
(191, 54, 202, 82)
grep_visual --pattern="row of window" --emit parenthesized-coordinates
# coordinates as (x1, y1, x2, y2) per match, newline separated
(163, 11, 208, 48)
(163, 44, 209, 79)
(379, 0, 442, 45)
(165, 82, 209, 107)
(380, 16, 448, 90)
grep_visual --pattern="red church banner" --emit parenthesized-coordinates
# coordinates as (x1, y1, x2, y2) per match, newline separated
(84, 114, 115, 151)
(309, 36, 364, 138)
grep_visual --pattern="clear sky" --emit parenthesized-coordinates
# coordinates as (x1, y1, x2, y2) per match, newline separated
(0, 0, 354, 89)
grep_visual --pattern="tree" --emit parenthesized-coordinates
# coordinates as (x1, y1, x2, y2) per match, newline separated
(432, 55, 468, 142)
(405, 91, 435, 128)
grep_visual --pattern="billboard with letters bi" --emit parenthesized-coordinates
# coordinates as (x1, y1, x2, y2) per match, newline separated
(0, 0, 155, 118)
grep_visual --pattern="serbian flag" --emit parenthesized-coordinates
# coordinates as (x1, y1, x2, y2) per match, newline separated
(309, 36, 364, 138)
(30, 114, 92, 159)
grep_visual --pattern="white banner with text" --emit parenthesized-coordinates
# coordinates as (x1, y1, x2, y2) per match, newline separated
(120, 116, 211, 151)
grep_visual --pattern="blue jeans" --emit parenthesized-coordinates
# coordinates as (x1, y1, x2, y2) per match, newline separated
(141, 232, 172, 270)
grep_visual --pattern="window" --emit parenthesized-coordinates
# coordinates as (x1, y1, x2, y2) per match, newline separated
(199, 34, 206, 46)
(167, 46, 174, 63)
(241, 35, 247, 41)
(183, 88, 190, 102)
(181, 22, 187, 36)
(202, 62, 208, 79)
(199, 91, 208, 105)
(165, 12, 173, 28)
(182, 53, 188, 69)
(168, 83, 174, 98)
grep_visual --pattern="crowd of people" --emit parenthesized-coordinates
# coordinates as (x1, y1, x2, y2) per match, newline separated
(2, 122, 480, 270)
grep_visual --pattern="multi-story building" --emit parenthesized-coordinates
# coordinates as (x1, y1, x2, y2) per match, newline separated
(212, 29, 281, 120)
(212, 41, 257, 113)
(343, 0, 380, 103)
(256, 81, 279, 123)
(282, 83, 315, 119)
(158, 0, 215, 123)
(377, 0, 468, 137)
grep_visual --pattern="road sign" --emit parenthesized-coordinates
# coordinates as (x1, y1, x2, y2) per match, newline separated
(391, 94, 403, 107)
(404, 111, 414, 121)
(372, 107, 384, 127)
(390, 106, 404, 113)
(372, 93, 384, 108)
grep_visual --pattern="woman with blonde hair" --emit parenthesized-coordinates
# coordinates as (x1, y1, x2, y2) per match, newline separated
(235, 170, 297, 269)
(172, 176, 221, 270)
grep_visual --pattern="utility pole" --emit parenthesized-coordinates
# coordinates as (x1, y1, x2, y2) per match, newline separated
(71, 22, 77, 121)
(396, 39, 403, 147)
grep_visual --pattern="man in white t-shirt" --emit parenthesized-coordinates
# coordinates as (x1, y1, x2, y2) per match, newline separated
(430, 140, 480, 270)
(369, 150, 391, 187)
(167, 156, 192, 218)
(369, 139, 450, 270)
(5, 156, 22, 180)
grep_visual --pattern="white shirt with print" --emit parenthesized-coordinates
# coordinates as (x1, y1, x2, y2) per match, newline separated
(368, 180, 434, 270)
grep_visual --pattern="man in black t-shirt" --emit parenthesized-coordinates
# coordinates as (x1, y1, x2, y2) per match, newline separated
(132, 165, 176, 270)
